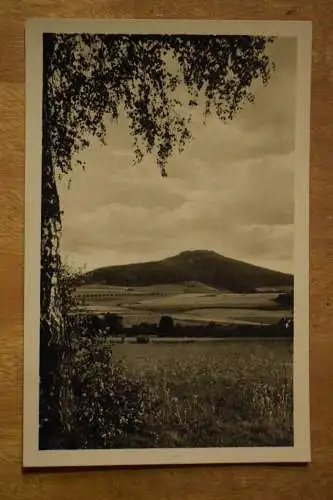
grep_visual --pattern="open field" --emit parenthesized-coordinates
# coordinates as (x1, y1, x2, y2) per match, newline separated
(74, 284, 292, 327)
(110, 339, 293, 447)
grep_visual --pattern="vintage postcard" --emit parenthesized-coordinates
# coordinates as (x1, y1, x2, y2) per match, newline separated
(24, 19, 312, 467)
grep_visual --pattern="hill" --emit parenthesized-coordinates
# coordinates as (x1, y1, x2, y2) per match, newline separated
(81, 250, 293, 293)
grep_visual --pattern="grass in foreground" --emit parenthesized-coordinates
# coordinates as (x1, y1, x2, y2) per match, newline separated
(111, 340, 293, 448)
(48, 337, 293, 449)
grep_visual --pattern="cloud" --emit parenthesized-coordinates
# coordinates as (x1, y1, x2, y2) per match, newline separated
(58, 37, 297, 273)
(60, 149, 294, 271)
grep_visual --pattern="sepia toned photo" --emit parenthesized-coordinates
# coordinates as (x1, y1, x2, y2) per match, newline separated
(24, 19, 312, 467)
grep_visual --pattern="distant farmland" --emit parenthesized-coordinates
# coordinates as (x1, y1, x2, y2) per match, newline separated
(73, 282, 292, 328)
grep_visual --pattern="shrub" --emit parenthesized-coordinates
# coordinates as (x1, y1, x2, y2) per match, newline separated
(136, 335, 150, 344)
(65, 335, 151, 449)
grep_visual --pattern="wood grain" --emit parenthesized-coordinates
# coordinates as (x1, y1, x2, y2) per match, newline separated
(0, 1, 332, 498)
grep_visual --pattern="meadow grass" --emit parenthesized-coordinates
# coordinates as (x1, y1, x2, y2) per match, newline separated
(112, 340, 293, 448)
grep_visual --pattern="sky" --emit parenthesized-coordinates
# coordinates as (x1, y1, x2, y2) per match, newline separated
(58, 36, 297, 274)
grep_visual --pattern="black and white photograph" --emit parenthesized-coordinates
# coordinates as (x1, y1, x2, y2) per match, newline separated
(24, 19, 312, 467)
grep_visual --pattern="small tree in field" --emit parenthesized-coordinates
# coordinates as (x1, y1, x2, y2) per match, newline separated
(40, 33, 275, 447)
(158, 315, 175, 336)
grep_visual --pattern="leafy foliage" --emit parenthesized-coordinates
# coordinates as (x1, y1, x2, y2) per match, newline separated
(45, 33, 274, 176)
(67, 334, 152, 449)
(40, 269, 155, 450)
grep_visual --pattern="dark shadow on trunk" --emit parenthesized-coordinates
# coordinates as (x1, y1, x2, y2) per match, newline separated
(39, 33, 65, 450)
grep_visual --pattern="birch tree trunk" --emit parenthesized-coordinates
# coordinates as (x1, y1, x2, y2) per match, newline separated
(39, 34, 68, 449)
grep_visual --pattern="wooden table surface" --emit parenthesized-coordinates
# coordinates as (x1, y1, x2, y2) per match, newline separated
(1, 1, 332, 499)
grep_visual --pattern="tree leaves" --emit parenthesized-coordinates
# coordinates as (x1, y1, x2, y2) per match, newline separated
(44, 33, 274, 177)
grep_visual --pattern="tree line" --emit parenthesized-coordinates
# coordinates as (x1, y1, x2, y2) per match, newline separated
(69, 312, 294, 340)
